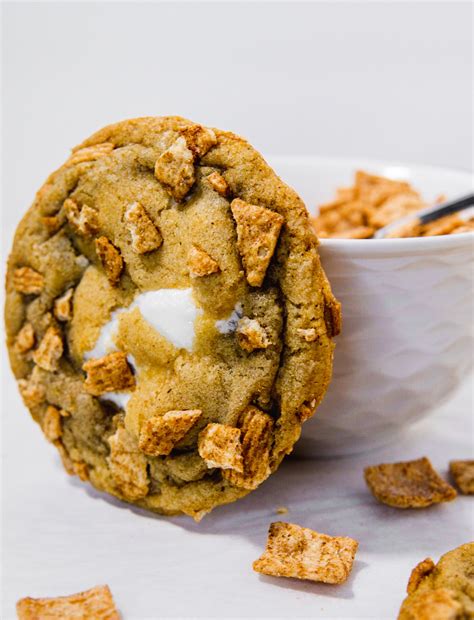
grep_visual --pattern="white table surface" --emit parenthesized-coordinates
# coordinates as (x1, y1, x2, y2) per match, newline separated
(2, 355, 473, 619)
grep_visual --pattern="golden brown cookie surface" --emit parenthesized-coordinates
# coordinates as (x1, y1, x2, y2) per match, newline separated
(5, 116, 338, 518)
(398, 543, 474, 619)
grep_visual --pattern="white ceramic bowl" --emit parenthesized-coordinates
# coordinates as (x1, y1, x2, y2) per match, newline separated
(269, 157, 474, 456)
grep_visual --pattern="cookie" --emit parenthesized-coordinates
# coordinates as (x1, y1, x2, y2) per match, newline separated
(364, 457, 457, 508)
(5, 116, 339, 519)
(398, 542, 474, 619)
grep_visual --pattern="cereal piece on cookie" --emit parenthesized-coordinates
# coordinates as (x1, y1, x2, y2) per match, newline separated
(406, 558, 436, 594)
(253, 522, 359, 584)
(6, 116, 339, 519)
(187, 245, 220, 277)
(42, 213, 65, 234)
(223, 406, 273, 489)
(66, 142, 114, 166)
(15, 322, 35, 354)
(449, 460, 474, 494)
(63, 198, 100, 236)
(297, 398, 317, 423)
(108, 426, 149, 500)
(12, 267, 45, 295)
(180, 124, 217, 158)
(83, 351, 135, 395)
(95, 236, 124, 286)
(124, 202, 163, 254)
(398, 543, 474, 620)
(154, 136, 195, 201)
(32, 326, 63, 371)
(236, 317, 270, 352)
(364, 457, 457, 508)
(17, 584, 119, 620)
(73, 460, 89, 481)
(198, 423, 244, 472)
(230, 199, 284, 287)
(138, 410, 202, 456)
(42, 405, 63, 442)
(53, 288, 74, 322)
(18, 367, 46, 408)
(324, 295, 342, 338)
(207, 171, 230, 197)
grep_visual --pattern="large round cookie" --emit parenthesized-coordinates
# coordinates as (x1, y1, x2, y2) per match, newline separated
(5, 117, 339, 519)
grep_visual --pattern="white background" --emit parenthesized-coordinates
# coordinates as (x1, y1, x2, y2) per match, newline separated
(2, 2, 473, 619)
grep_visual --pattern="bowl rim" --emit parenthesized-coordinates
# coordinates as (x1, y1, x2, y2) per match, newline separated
(268, 155, 474, 256)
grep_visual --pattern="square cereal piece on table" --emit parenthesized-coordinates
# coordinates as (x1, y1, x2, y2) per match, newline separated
(253, 522, 358, 584)
(364, 457, 457, 508)
(449, 460, 474, 494)
(16, 584, 119, 620)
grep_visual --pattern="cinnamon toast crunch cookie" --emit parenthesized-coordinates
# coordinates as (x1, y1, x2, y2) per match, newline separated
(5, 116, 339, 519)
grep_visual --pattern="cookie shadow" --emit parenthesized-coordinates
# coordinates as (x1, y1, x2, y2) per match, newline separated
(67, 451, 467, 560)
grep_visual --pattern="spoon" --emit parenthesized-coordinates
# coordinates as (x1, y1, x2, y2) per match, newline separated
(374, 193, 474, 239)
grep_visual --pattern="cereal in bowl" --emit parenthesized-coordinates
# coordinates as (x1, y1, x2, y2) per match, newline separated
(312, 170, 474, 238)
